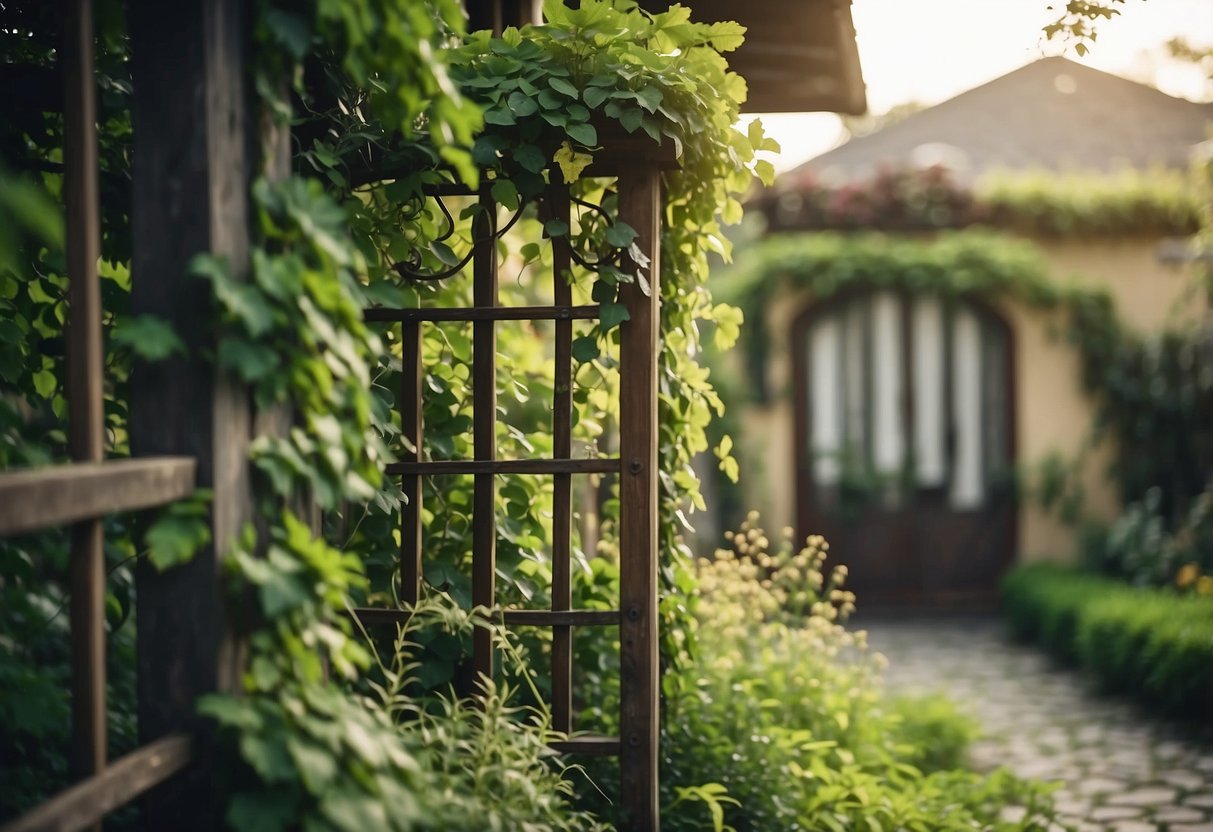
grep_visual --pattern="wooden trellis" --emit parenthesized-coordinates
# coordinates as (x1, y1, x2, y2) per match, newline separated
(355, 142, 672, 830)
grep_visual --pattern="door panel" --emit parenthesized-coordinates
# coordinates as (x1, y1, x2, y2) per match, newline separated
(794, 291, 1015, 607)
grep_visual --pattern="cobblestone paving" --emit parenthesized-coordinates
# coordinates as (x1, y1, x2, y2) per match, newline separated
(863, 617, 1213, 832)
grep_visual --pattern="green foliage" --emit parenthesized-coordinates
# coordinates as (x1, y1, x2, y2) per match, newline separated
(886, 694, 979, 774)
(144, 490, 213, 571)
(721, 230, 1076, 399)
(639, 517, 1060, 832)
(256, 0, 483, 178)
(980, 168, 1203, 237)
(1003, 564, 1213, 718)
(758, 166, 1202, 238)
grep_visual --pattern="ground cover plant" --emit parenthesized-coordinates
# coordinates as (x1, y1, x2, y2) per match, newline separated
(650, 515, 1061, 831)
(1003, 564, 1213, 719)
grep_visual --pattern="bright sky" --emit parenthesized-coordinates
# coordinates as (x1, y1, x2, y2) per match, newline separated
(747, 0, 1213, 173)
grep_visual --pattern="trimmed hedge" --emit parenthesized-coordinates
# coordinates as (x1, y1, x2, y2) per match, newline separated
(1003, 565, 1213, 719)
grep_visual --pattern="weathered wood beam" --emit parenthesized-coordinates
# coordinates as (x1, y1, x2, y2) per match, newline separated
(0, 735, 193, 832)
(129, 0, 256, 826)
(0, 458, 197, 537)
(617, 164, 662, 832)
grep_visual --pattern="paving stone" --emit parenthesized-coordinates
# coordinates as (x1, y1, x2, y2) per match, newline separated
(865, 617, 1213, 831)
(1110, 822, 1157, 832)
(1078, 777, 1130, 796)
(1091, 806, 1146, 821)
(1109, 787, 1179, 807)
(1154, 806, 1207, 823)
(1161, 770, 1207, 791)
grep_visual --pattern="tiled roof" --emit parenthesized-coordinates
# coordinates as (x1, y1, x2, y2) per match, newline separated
(786, 57, 1213, 183)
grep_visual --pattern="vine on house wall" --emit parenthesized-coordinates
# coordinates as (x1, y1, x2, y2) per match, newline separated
(721, 229, 1213, 556)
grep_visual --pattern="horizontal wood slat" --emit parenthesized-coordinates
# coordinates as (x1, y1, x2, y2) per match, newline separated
(549, 736, 620, 756)
(386, 458, 620, 476)
(502, 609, 620, 627)
(0, 457, 197, 537)
(365, 305, 598, 323)
(0, 733, 193, 832)
(347, 607, 621, 628)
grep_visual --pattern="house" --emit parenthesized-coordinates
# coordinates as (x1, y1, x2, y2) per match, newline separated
(727, 57, 1212, 607)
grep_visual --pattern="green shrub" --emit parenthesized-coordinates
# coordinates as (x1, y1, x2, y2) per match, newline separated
(887, 694, 979, 774)
(1003, 564, 1213, 718)
(651, 518, 1059, 832)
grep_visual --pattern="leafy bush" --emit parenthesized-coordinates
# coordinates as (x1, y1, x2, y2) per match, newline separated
(1003, 564, 1213, 718)
(649, 516, 1059, 832)
(753, 165, 1202, 237)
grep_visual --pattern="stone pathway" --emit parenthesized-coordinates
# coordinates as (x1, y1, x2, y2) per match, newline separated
(863, 617, 1213, 832)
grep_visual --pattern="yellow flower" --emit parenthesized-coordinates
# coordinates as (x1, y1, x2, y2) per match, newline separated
(1176, 562, 1200, 589)
(1197, 575, 1213, 597)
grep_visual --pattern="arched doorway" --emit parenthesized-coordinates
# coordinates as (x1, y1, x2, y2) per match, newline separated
(791, 289, 1017, 607)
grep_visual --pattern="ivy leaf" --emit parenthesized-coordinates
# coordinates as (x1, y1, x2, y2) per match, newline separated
(565, 121, 598, 147)
(634, 86, 663, 113)
(548, 77, 579, 98)
(145, 493, 213, 572)
(538, 89, 563, 110)
(219, 337, 280, 383)
(513, 143, 546, 174)
(706, 21, 746, 52)
(490, 179, 520, 211)
(30, 368, 55, 399)
(553, 142, 594, 181)
(599, 301, 630, 332)
(572, 335, 600, 363)
(484, 106, 516, 126)
(584, 86, 610, 109)
(544, 219, 570, 238)
(430, 240, 462, 266)
(112, 315, 186, 361)
(507, 91, 538, 117)
(605, 222, 638, 249)
(620, 108, 644, 134)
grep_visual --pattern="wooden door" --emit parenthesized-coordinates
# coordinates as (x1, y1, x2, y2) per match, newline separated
(792, 290, 1016, 607)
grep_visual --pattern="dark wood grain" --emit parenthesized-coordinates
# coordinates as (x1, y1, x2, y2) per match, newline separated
(549, 181, 574, 734)
(385, 458, 620, 476)
(0, 459, 197, 537)
(616, 165, 661, 832)
(129, 1, 255, 826)
(365, 304, 598, 323)
(471, 188, 499, 688)
(62, 0, 105, 796)
(400, 320, 423, 604)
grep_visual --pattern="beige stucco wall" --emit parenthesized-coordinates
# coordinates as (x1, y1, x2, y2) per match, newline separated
(735, 235, 1203, 563)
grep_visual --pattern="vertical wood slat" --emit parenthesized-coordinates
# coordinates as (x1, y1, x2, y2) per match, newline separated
(472, 189, 499, 686)
(400, 321, 423, 604)
(548, 182, 573, 734)
(617, 166, 661, 832)
(63, 0, 106, 798)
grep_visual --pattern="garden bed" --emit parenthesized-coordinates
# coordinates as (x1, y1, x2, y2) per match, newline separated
(1002, 564, 1213, 719)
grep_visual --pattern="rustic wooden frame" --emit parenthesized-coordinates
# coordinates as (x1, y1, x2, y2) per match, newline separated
(356, 147, 671, 829)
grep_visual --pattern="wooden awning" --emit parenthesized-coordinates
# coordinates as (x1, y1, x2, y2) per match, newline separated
(640, 0, 866, 115)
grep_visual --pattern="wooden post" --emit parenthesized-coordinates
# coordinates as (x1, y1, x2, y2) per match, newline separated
(471, 189, 499, 686)
(617, 165, 661, 832)
(548, 182, 573, 733)
(400, 321, 424, 604)
(62, 0, 106, 807)
(129, 0, 255, 826)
